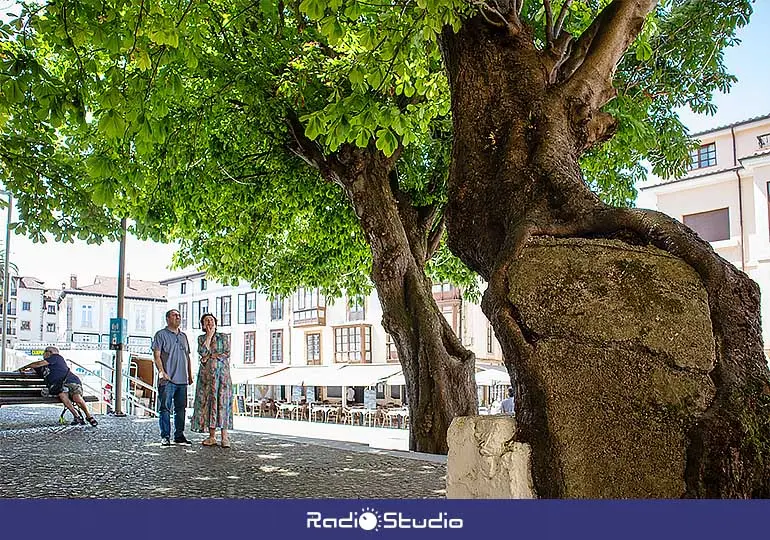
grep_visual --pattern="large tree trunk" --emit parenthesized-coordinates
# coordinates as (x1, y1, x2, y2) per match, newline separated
(286, 125, 478, 453)
(334, 148, 478, 453)
(441, 17, 770, 496)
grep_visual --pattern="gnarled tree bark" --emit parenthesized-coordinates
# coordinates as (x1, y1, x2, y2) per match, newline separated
(441, 3, 770, 496)
(287, 123, 477, 453)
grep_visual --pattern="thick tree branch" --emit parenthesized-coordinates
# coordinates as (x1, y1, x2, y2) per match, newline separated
(558, 0, 657, 108)
(467, 0, 522, 33)
(544, 0, 554, 46)
(553, 0, 573, 38)
(284, 113, 342, 187)
(426, 213, 445, 261)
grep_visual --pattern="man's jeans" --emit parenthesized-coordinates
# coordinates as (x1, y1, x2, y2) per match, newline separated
(158, 382, 187, 440)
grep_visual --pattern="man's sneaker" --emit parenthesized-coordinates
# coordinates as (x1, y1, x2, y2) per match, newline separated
(161, 437, 172, 447)
(174, 436, 193, 446)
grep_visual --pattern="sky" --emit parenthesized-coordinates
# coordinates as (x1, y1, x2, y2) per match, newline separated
(5, 1, 770, 289)
(676, 0, 770, 133)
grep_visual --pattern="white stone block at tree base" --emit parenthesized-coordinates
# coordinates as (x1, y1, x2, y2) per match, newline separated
(446, 415, 536, 498)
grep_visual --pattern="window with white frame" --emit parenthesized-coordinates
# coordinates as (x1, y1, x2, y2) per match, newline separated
(20, 320, 30, 331)
(21, 301, 30, 311)
(347, 296, 365, 321)
(46, 323, 56, 332)
(47, 304, 56, 314)
(306, 332, 321, 365)
(180, 282, 187, 294)
(271, 298, 284, 321)
(334, 325, 372, 363)
(293, 287, 324, 324)
(245, 293, 256, 324)
(192, 301, 200, 329)
(217, 296, 231, 326)
(244, 331, 255, 364)
(81, 304, 94, 328)
(385, 333, 399, 362)
(135, 306, 148, 332)
(179, 302, 188, 330)
(200, 278, 207, 291)
(270, 330, 283, 363)
(487, 323, 494, 354)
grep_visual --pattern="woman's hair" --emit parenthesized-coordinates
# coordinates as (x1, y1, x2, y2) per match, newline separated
(200, 312, 218, 327)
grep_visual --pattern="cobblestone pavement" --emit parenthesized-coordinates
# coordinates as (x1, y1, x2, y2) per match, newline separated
(0, 406, 446, 498)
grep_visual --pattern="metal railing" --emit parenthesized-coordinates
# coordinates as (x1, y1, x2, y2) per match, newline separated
(95, 360, 158, 417)
(14, 341, 152, 354)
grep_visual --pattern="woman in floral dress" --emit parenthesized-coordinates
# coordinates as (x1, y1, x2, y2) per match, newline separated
(191, 313, 233, 447)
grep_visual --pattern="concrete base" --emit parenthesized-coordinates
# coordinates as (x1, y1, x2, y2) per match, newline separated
(446, 415, 535, 499)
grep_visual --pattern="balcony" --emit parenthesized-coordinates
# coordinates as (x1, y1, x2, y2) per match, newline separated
(293, 307, 326, 327)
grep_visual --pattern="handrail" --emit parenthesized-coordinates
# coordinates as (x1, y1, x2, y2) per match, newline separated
(85, 359, 159, 417)
(123, 392, 158, 417)
(65, 358, 108, 404)
(96, 360, 157, 394)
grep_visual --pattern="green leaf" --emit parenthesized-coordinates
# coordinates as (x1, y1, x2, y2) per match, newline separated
(636, 40, 653, 61)
(375, 128, 398, 156)
(299, 0, 325, 20)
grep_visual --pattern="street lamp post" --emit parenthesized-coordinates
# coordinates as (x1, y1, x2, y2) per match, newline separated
(0, 191, 11, 372)
(114, 217, 127, 416)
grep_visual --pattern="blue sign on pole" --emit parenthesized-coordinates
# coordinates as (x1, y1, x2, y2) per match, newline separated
(109, 317, 128, 350)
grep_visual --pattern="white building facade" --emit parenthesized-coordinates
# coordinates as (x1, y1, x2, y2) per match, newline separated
(637, 113, 770, 352)
(161, 273, 504, 389)
(1, 276, 60, 346)
(57, 274, 168, 352)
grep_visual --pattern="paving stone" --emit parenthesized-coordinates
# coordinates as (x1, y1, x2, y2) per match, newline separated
(0, 405, 446, 498)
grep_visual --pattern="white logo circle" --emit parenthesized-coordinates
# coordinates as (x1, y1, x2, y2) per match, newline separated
(358, 511, 378, 531)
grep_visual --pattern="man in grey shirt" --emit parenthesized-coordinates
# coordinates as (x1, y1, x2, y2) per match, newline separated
(151, 309, 193, 446)
(501, 387, 515, 415)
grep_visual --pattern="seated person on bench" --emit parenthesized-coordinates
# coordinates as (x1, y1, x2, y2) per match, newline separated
(18, 347, 98, 426)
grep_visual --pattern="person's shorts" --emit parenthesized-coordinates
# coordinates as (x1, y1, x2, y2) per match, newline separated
(62, 382, 83, 396)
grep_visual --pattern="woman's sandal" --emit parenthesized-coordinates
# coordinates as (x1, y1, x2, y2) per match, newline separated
(86, 416, 98, 427)
(202, 438, 218, 447)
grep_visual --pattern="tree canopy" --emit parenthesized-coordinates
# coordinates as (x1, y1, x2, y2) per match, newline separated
(0, 0, 751, 291)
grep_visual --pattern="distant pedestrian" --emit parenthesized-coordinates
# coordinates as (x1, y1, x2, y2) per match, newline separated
(347, 386, 355, 406)
(18, 346, 98, 426)
(151, 309, 193, 447)
(501, 387, 515, 415)
(191, 313, 233, 448)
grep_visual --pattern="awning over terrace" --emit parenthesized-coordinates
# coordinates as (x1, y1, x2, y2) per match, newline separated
(250, 364, 403, 387)
(230, 367, 281, 385)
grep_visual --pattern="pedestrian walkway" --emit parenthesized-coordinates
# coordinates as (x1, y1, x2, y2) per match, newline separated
(0, 406, 446, 498)
(234, 415, 409, 451)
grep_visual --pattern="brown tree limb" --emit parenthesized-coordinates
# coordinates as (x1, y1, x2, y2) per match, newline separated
(425, 213, 445, 261)
(553, 0, 573, 38)
(284, 113, 342, 187)
(544, 0, 554, 46)
(558, 0, 657, 109)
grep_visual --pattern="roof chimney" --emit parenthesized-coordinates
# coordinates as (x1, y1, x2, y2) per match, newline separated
(69, 274, 78, 289)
